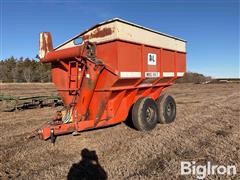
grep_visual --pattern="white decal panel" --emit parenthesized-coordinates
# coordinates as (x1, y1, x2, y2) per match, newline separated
(148, 53, 157, 65)
(120, 72, 141, 78)
(145, 72, 160, 78)
(163, 72, 175, 77)
(177, 72, 185, 77)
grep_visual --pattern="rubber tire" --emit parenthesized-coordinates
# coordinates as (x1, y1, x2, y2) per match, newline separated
(132, 97, 158, 131)
(156, 94, 176, 124)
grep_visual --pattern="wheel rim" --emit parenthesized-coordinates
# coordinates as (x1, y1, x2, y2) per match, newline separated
(166, 101, 174, 117)
(146, 106, 154, 123)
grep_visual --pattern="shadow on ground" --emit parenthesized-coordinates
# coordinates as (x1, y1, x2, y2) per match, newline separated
(67, 148, 107, 180)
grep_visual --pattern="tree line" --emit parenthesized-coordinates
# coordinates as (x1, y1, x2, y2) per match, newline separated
(0, 57, 51, 83)
(0, 56, 211, 83)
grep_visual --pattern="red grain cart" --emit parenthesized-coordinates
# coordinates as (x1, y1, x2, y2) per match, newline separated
(38, 18, 186, 142)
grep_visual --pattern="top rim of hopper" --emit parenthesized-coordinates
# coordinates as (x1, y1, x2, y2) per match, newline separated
(55, 18, 186, 50)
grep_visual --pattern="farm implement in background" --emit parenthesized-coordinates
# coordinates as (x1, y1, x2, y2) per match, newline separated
(0, 95, 63, 112)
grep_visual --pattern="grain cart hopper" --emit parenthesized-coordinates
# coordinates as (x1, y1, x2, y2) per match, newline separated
(38, 18, 186, 141)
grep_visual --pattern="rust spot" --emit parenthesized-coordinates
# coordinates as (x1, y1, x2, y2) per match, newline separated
(82, 27, 113, 40)
(39, 32, 53, 60)
(94, 100, 107, 126)
(87, 79, 94, 89)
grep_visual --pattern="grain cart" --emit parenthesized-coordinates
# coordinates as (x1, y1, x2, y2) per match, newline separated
(37, 18, 186, 141)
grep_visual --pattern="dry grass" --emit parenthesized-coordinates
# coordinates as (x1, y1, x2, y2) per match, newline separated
(0, 83, 239, 179)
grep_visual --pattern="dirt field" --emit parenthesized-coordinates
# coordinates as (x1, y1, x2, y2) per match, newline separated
(0, 83, 239, 180)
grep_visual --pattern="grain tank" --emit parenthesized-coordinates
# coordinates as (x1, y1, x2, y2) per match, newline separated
(38, 18, 186, 141)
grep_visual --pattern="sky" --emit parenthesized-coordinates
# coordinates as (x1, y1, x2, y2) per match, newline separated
(0, 0, 239, 78)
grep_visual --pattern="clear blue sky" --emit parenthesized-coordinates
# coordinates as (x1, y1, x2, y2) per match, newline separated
(1, 0, 239, 78)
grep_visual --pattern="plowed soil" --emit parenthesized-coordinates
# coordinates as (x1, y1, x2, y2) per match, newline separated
(0, 83, 239, 180)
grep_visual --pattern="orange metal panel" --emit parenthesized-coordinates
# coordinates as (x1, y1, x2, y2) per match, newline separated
(95, 68, 118, 89)
(108, 89, 138, 124)
(96, 41, 118, 70)
(106, 90, 126, 117)
(176, 52, 187, 73)
(52, 62, 75, 105)
(117, 41, 142, 74)
(88, 91, 111, 122)
(162, 49, 175, 72)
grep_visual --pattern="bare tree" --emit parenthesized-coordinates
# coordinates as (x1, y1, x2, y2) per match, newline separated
(23, 67, 33, 82)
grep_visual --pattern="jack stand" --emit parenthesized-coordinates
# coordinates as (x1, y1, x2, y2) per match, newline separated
(50, 128, 56, 144)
